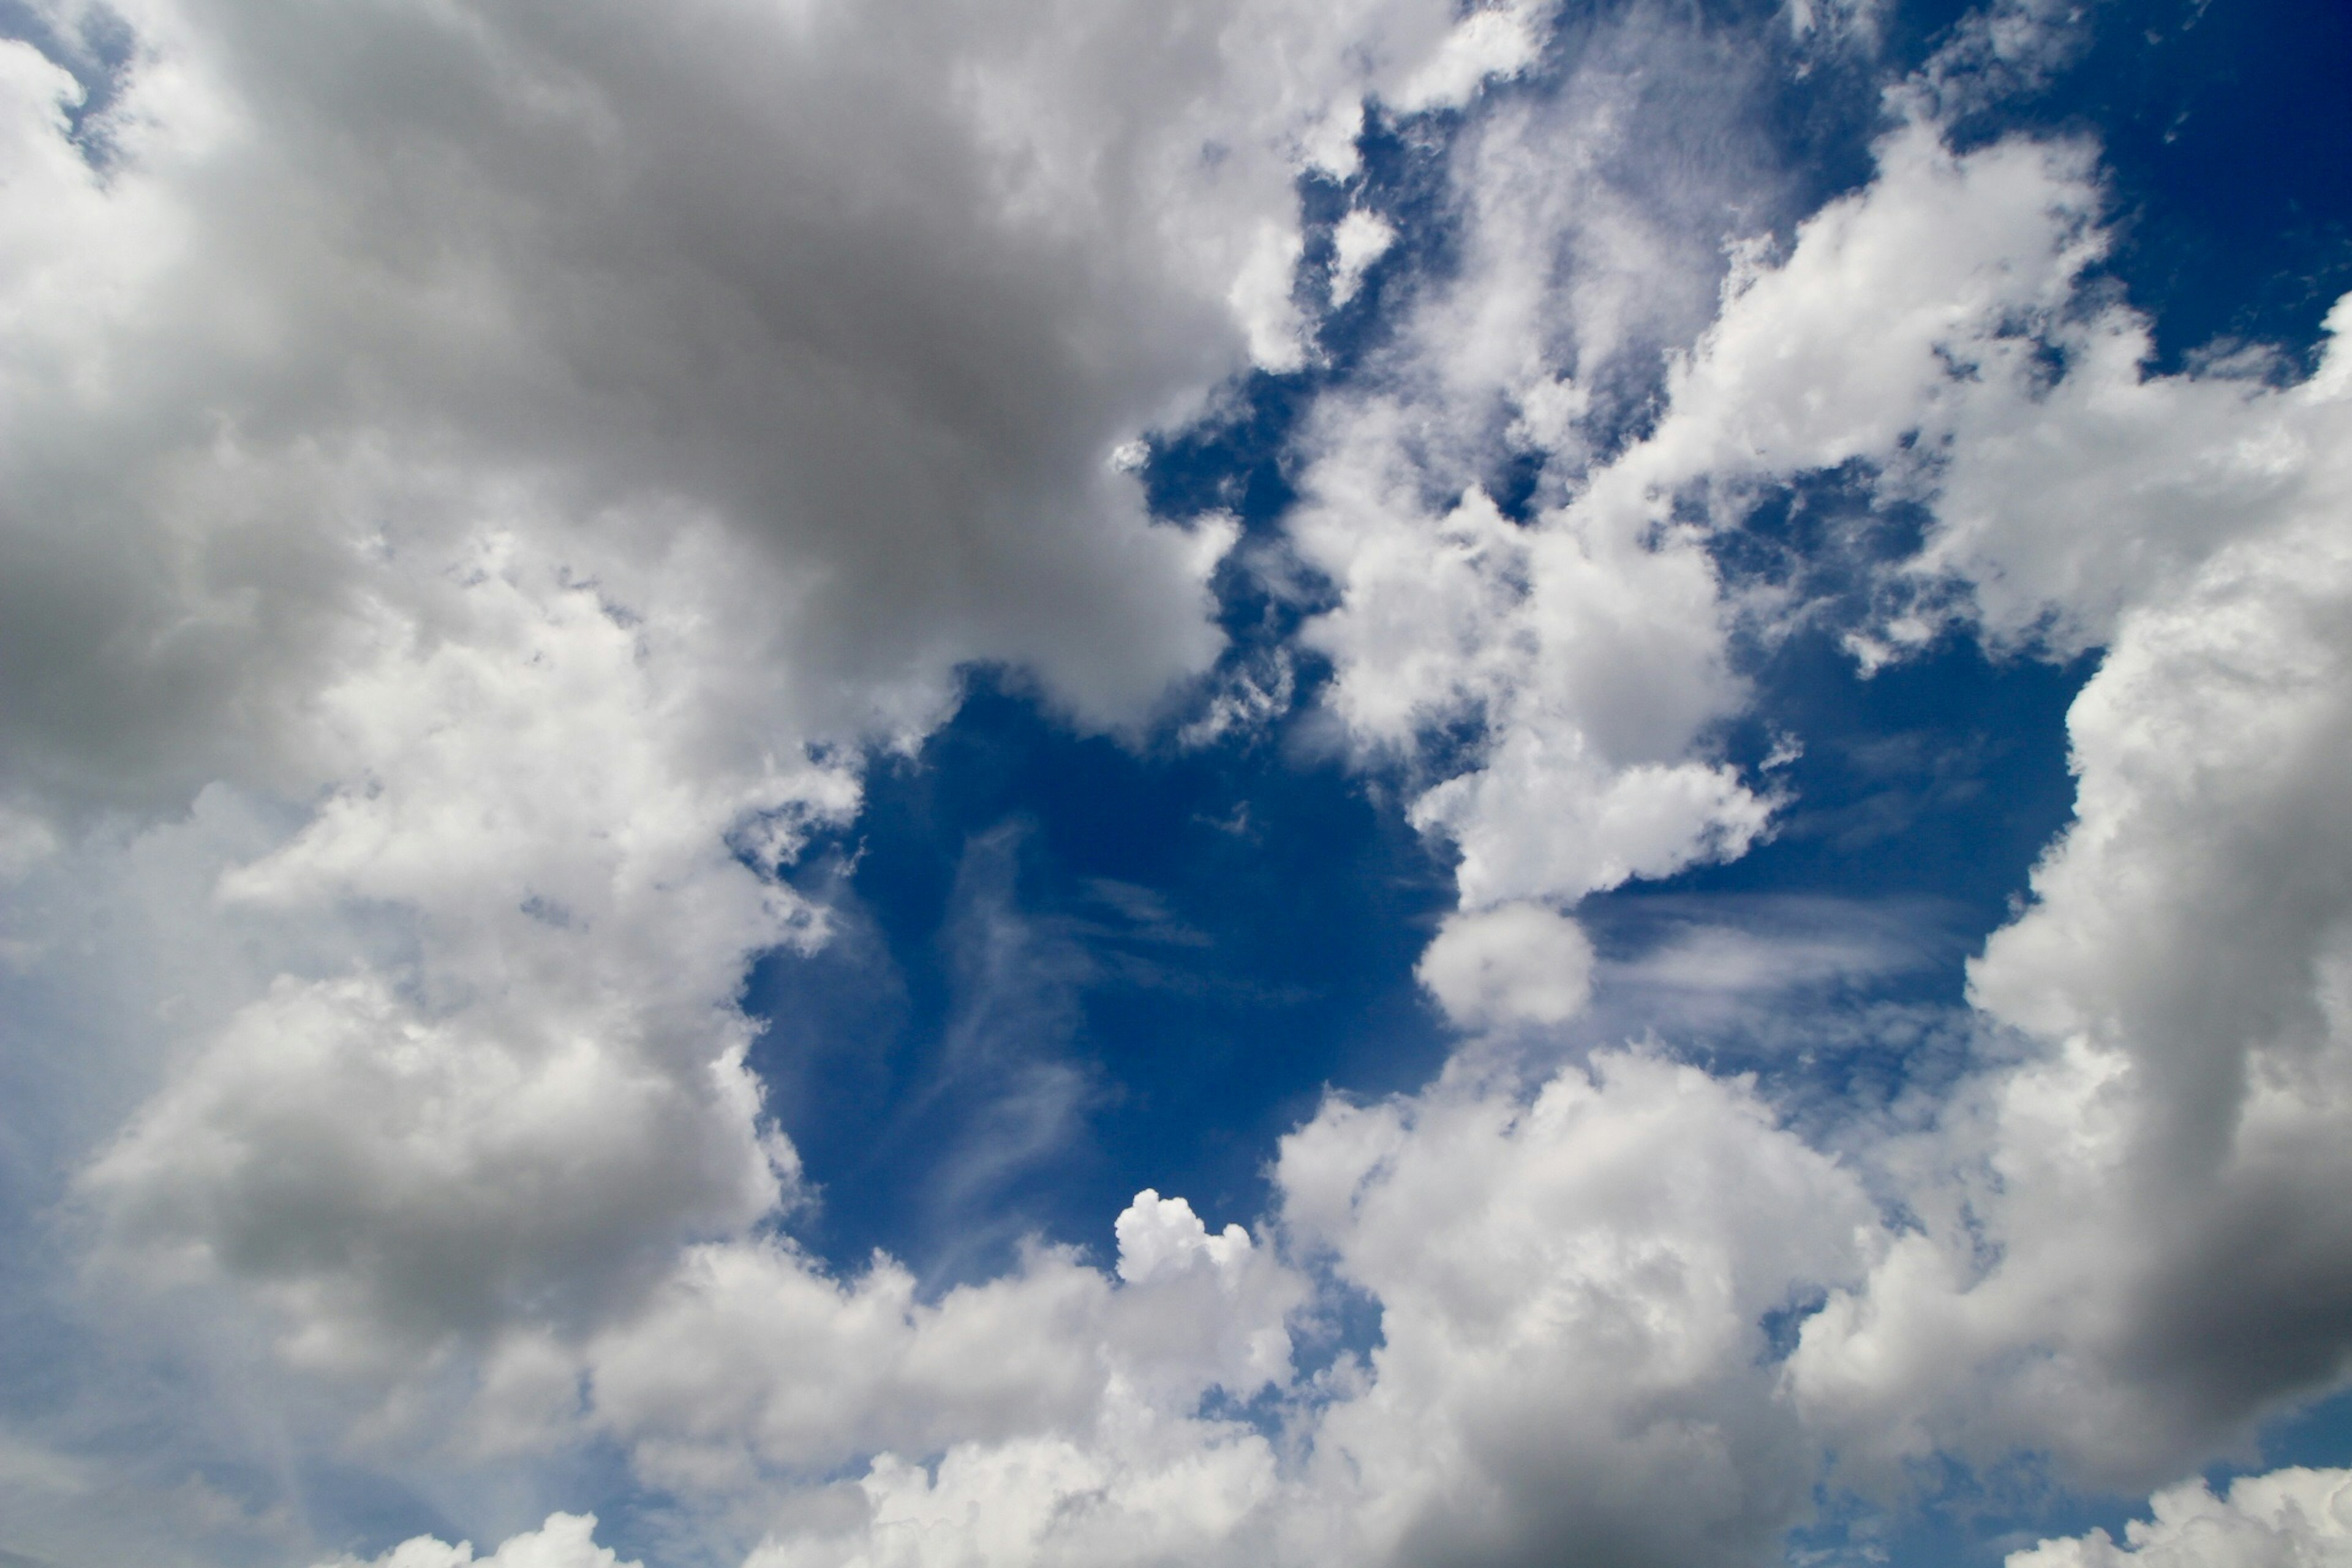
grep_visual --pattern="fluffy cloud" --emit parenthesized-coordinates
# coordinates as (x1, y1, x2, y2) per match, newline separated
(12, 0, 2352, 1563)
(740, 1429, 1281, 1568)
(322, 1044, 1880, 1567)
(0, 0, 1589, 1555)
(1291, 30, 1808, 915)
(1298, 20, 2352, 1518)
(74, 532, 851, 1370)
(1297, 35, 2352, 1493)
(1325, 208, 1396, 307)
(617, 1050, 1879, 1568)
(2007, 1468, 2352, 1568)
(1415, 900, 1596, 1029)
(319, 1512, 639, 1568)
(2, 0, 1297, 820)
(1789, 333, 2352, 1480)
(579, 1192, 1300, 1498)
(0, 0, 1542, 1263)
(1275, 1050, 1880, 1567)
(1338, 66, 2352, 1495)
(1687, 126, 2352, 1487)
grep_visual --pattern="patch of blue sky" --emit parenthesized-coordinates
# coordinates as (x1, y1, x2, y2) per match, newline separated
(747, 674, 1456, 1287)
(1940, 0, 2352, 371)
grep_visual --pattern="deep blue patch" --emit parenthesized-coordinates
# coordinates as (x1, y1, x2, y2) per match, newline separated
(1634, 625, 2092, 976)
(747, 675, 1456, 1288)
(1936, 0, 2352, 373)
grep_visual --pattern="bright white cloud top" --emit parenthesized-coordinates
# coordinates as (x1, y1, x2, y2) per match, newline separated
(2, 0, 2350, 1565)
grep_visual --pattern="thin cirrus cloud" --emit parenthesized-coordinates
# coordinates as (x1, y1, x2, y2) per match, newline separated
(2, 0, 2351, 1566)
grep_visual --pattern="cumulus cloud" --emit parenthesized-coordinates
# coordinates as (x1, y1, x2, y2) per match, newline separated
(578, 1192, 1300, 1498)
(2, 0, 1310, 818)
(1274, 1049, 1879, 1567)
(4, 0, 1561, 1335)
(317, 1512, 638, 1568)
(1789, 335, 2352, 1479)
(1389, 0, 1551, 114)
(1255, 72, 2352, 1497)
(1295, 12, 2352, 1520)
(613, 1050, 1879, 1568)
(1662, 124, 2352, 1488)
(1326, 208, 1396, 307)
(1290, 28, 1811, 916)
(1571, 115, 2106, 582)
(0, 0, 1615, 1554)
(1415, 900, 1596, 1030)
(282, 1041, 1883, 1568)
(739, 1420, 1280, 1568)
(2007, 1468, 2352, 1568)
(12, 0, 2352, 1563)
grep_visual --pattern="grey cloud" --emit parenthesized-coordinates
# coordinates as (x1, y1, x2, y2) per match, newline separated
(2, 0, 1293, 821)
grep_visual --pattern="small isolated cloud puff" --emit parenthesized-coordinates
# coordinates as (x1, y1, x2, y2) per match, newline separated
(2006, 1467, 2352, 1568)
(1114, 1189, 1254, 1284)
(1415, 901, 1596, 1029)
(1327, 208, 1396, 306)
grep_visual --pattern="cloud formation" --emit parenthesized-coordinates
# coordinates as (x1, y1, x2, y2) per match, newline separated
(2008, 1468, 2352, 1568)
(4, 0, 2351, 1564)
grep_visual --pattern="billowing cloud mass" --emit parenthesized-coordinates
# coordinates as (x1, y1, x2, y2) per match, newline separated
(2008, 1468, 2352, 1568)
(4, 0, 2351, 1564)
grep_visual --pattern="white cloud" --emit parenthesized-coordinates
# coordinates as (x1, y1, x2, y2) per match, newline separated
(1, 0, 1308, 816)
(1694, 134, 2352, 1489)
(1603, 910, 1923, 1001)
(1788, 358, 2352, 1480)
(578, 1193, 1300, 1499)
(1315, 91, 2352, 1493)
(1327, 208, 1396, 307)
(1275, 1049, 1880, 1567)
(1392, 1, 1551, 114)
(330, 1045, 1884, 1567)
(1287, 30, 1852, 924)
(67, 526, 851, 1376)
(2007, 1468, 2352, 1568)
(1575, 116, 2105, 539)
(1335, 78, 2342, 1495)
(0, 0, 1607, 1555)
(15, 1, 2352, 1564)
(614, 1052, 1879, 1567)
(1416, 900, 1596, 1030)
(316, 1512, 638, 1568)
(741, 1420, 1281, 1568)
(1291, 29, 2352, 1515)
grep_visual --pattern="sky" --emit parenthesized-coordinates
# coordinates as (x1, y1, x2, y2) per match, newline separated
(2, 1, 2351, 1566)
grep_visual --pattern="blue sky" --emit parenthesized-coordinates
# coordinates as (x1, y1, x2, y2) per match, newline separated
(4, 2, 2352, 1566)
